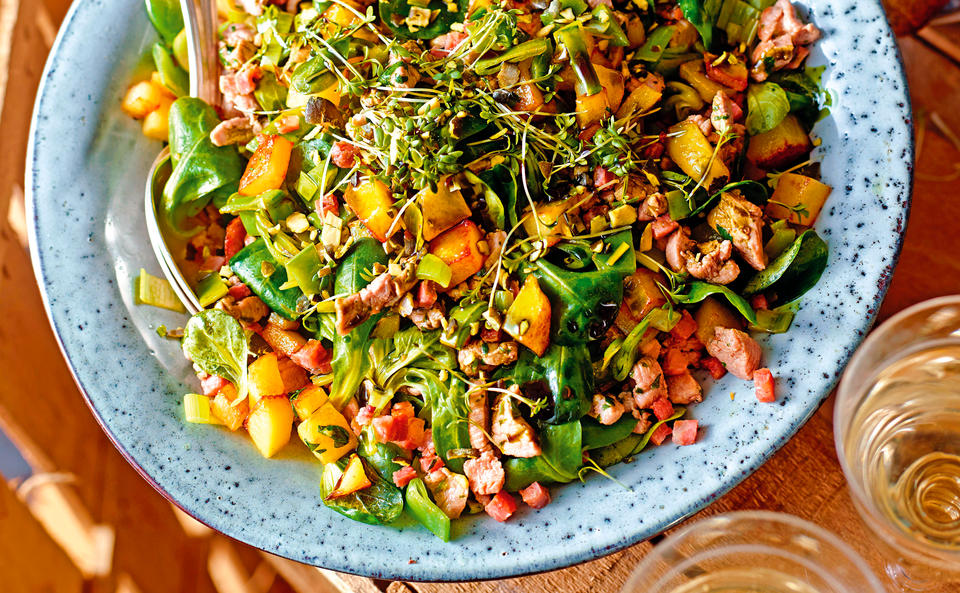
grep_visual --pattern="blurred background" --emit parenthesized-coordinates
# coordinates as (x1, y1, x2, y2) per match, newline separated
(3, 0, 960, 592)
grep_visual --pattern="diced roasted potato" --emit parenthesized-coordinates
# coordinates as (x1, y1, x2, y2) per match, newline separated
(428, 220, 486, 288)
(625, 16, 646, 48)
(239, 135, 294, 196)
(576, 88, 611, 127)
(504, 276, 552, 356)
(694, 296, 743, 346)
(248, 352, 285, 405)
(617, 268, 668, 332)
(141, 97, 172, 141)
(746, 115, 812, 170)
(766, 173, 832, 226)
(278, 357, 310, 393)
(418, 181, 472, 241)
(292, 384, 329, 421)
(522, 197, 575, 247)
(122, 80, 165, 119)
(703, 54, 748, 91)
(211, 384, 248, 431)
(678, 60, 728, 103)
(666, 120, 730, 188)
(343, 178, 397, 242)
(595, 65, 625, 113)
(616, 81, 663, 119)
(298, 402, 358, 464)
(513, 59, 546, 113)
(247, 395, 294, 458)
(326, 454, 372, 499)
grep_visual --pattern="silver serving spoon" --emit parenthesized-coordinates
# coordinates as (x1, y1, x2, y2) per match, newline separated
(144, 0, 221, 314)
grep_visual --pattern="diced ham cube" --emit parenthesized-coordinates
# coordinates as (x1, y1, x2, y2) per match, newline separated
(672, 419, 699, 446)
(651, 215, 679, 239)
(330, 141, 360, 168)
(650, 423, 672, 445)
(750, 294, 769, 311)
(754, 368, 776, 402)
(275, 115, 300, 134)
(224, 217, 247, 260)
(651, 397, 675, 421)
(392, 465, 417, 488)
(701, 356, 727, 380)
(662, 347, 700, 376)
(356, 405, 376, 427)
(372, 415, 407, 443)
(391, 401, 416, 420)
(200, 374, 229, 396)
(320, 193, 339, 217)
(594, 166, 617, 190)
(416, 280, 438, 308)
(484, 490, 518, 522)
(519, 482, 551, 509)
(228, 283, 252, 299)
(398, 417, 426, 450)
(289, 339, 332, 374)
(670, 310, 698, 340)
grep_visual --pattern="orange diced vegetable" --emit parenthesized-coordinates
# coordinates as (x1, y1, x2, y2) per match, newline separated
(522, 197, 575, 247)
(766, 173, 832, 225)
(210, 384, 248, 431)
(576, 87, 611, 127)
(326, 454, 372, 499)
(141, 97, 173, 141)
(746, 115, 812, 170)
(428, 220, 485, 289)
(595, 64, 625, 112)
(239, 135, 294, 196)
(248, 352, 285, 404)
(666, 120, 730, 188)
(343, 178, 397, 242)
(122, 80, 165, 119)
(418, 181, 472, 241)
(504, 275, 552, 356)
(693, 297, 742, 346)
(247, 395, 294, 458)
(291, 384, 328, 421)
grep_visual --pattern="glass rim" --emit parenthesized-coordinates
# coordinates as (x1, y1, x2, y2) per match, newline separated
(624, 510, 886, 593)
(834, 294, 960, 567)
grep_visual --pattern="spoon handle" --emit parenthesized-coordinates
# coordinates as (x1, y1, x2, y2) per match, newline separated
(180, 0, 221, 104)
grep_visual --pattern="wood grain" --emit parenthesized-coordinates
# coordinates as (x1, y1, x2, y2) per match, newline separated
(2, 2, 960, 592)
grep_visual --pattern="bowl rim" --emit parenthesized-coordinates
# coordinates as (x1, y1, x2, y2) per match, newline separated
(25, 0, 913, 581)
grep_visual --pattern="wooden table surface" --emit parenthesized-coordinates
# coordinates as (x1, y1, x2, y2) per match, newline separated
(2, 2, 960, 592)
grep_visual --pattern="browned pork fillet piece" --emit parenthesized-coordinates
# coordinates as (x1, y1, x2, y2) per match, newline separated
(708, 192, 767, 271)
(457, 339, 519, 376)
(666, 228, 741, 285)
(217, 295, 269, 323)
(491, 388, 541, 458)
(632, 356, 668, 409)
(705, 326, 763, 380)
(590, 394, 626, 425)
(463, 452, 505, 496)
(210, 116, 254, 147)
(666, 372, 703, 404)
(751, 0, 822, 80)
(467, 387, 492, 454)
(423, 468, 469, 519)
(334, 262, 417, 335)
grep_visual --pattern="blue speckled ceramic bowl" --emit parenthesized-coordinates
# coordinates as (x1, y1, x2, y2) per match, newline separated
(27, 0, 911, 581)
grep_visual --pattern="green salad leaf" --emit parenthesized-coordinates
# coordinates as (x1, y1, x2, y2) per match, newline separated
(329, 238, 389, 409)
(504, 421, 583, 490)
(162, 98, 245, 234)
(743, 229, 828, 304)
(181, 309, 249, 401)
(508, 343, 593, 424)
(581, 415, 637, 451)
(319, 457, 404, 525)
(670, 281, 758, 324)
(379, 0, 469, 40)
(745, 82, 790, 135)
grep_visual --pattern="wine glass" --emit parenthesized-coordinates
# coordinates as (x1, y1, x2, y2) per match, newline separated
(619, 511, 885, 593)
(835, 296, 960, 590)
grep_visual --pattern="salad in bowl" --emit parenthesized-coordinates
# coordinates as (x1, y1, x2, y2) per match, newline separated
(124, 0, 831, 540)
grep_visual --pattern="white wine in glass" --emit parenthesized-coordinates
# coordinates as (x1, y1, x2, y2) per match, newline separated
(836, 297, 960, 589)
